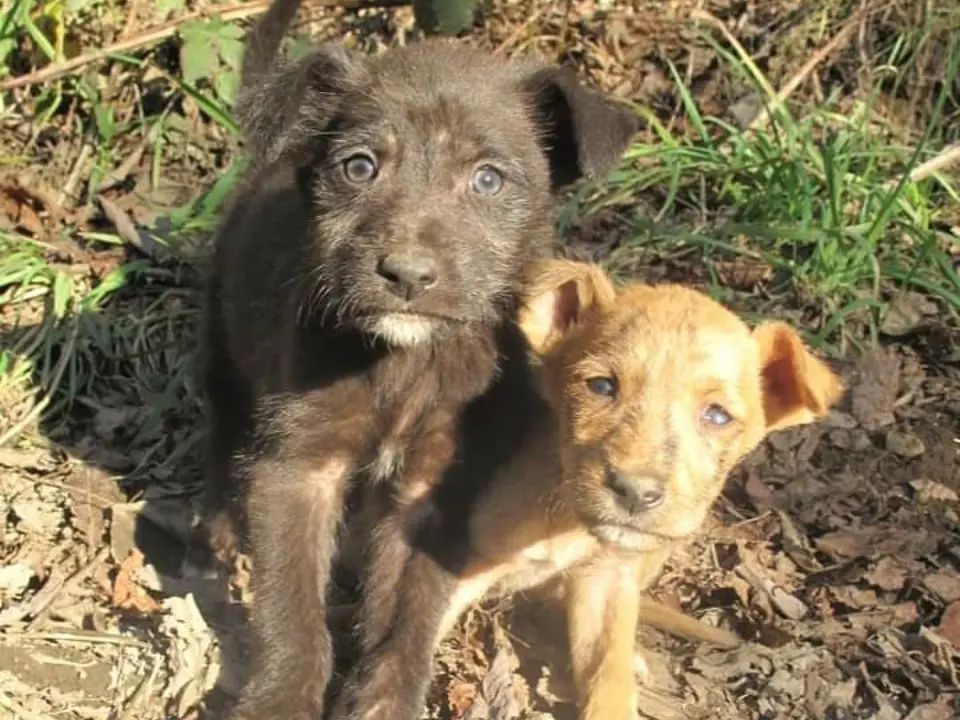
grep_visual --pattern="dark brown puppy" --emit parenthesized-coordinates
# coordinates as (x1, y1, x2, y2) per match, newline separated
(197, 0, 638, 717)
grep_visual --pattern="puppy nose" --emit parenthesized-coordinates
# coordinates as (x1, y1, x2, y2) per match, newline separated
(605, 469, 665, 515)
(377, 252, 439, 300)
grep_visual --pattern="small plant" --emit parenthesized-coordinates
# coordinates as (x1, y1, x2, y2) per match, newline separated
(178, 17, 245, 106)
(567, 30, 960, 354)
(413, 0, 480, 35)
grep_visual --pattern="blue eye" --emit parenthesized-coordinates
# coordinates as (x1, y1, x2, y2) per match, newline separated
(470, 165, 504, 195)
(703, 404, 733, 427)
(586, 377, 617, 398)
(343, 153, 378, 183)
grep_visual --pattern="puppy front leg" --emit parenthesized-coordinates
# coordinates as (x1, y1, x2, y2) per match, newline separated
(231, 453, 354, 720)
(329, 549, 459, 720)
(359, 417, 458, 650)
(567, 561, 642, 720)
(192, 285, 255, 567)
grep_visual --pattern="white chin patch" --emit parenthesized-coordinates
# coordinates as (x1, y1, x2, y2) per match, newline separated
(367, 314, 436, 347)
(591, 525, 664, 552)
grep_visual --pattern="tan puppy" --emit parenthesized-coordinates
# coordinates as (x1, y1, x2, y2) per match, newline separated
(492, 260, 843, 717)
(338, 259, 844, 720)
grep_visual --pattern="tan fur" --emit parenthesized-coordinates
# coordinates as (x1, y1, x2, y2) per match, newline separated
(426, 259, 844, 720)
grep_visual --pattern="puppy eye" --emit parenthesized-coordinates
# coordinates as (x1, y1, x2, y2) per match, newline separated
(343, 153, 378, 183)
(702, 404, 733, 427)
(586, 377, 617, 398)
(470, 165, 503, 195)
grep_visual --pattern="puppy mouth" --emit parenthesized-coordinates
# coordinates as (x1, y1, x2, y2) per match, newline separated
(356, 310, 465, 347)
(357, 308, 464, 324)
(589, 524, 683, 552)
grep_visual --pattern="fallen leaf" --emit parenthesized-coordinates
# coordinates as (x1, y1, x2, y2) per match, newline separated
(865, 557, 908, 592)
(936, 601, 960, 647)
(0, 448, 51, 469)
(815, 531, 873, 559)
(910, 478, 959, 503)
(904, 697, 956, 720)
(823, 410, 858, 429)
(714, 258, 773, 289)
(744, 471, 775, 509)
(465, 638, 529, 720)
(0, 563, 35, 601)
(850, 349, 900, 432)
(11, 494, 63, 538)
(111, 549, 162, 614)
(880, 292, 937, 336)
(448, 681, 477, 717)
(923, 572, 960, 603)
(886, 429, 926, 458)
(160, 593, 219, 717)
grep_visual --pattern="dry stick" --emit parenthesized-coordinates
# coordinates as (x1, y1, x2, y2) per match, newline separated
(4, 628, 148, 647)
(24, 546, 110, 630)
(0, 0, 410, 92)
(493, 4, 550, 57)
(903, 143, 960, 184)
(690, 8, 866, 132)
(747, 10, 866, 131)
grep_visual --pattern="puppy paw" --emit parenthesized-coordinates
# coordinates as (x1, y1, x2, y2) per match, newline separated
(183, 510, 239, 578)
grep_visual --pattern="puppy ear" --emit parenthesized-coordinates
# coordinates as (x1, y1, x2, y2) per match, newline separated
(752, 322, 844, 433)
(518, 260, 616, 354)
(237, 44, 363, 168)
(523, 66, 638, 189)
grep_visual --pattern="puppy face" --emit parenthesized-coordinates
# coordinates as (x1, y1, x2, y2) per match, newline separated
(240, 41, 638, 347)
(520, 261, 844, 551)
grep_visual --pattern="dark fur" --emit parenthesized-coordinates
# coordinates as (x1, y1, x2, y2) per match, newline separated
(328, 324, 546, 720)
(197, 1, 637, 717)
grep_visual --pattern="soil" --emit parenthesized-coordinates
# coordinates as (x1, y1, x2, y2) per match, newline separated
(1, 1, 958, 719)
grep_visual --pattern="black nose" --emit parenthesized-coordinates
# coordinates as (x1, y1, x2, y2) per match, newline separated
(377, 252, 439, 300)
(605, 469, 665, 515)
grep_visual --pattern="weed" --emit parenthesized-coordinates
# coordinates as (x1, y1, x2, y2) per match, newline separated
(567, 24, 960, 355)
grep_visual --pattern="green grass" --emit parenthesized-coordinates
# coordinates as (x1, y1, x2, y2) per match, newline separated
(1, 0, 959, 449)
(565, 23, 960, 356)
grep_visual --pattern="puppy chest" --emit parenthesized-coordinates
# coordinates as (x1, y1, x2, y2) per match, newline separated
(492, 533, 598, 596)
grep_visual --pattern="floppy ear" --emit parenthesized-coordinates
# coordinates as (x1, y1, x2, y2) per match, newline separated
(518, 260, 616, 355)
(523, 66, 639, 190)
(752, 322, 845, 433)
(237, 44, 363, 168)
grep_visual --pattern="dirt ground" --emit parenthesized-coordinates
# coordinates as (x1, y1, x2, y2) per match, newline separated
(1, 1, 959, 719)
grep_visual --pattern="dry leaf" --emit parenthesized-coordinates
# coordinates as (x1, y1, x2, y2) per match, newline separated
(936, 601, 960, 648)
(881, 292, 937, 336)
(111, 549, 162, 614)
(850, 349, 901, 431)
(910, 479, 959, 503)
(160, 593, 219, 717)
(886, 429, 926, 458)
(904, 697, 956, 720)
(0, 563, 35, 601)
(448, 681, 478, 718)
(865, 557, 908, 592)
(923, 572, 960, 603)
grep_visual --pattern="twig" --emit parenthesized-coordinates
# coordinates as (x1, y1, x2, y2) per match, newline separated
(0, 0, 411, 92)
(493, 4, 550, 57)
(735, 559, 808, 621)
(25, 546, 109, 630)
(690, 10, 778, 100)
(1, 628, 148, 647)
(33, 476, 117, 509)
(904, 143, 960, 184)
(59, 143, 93, 207)
(747, 9, 866, 131)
